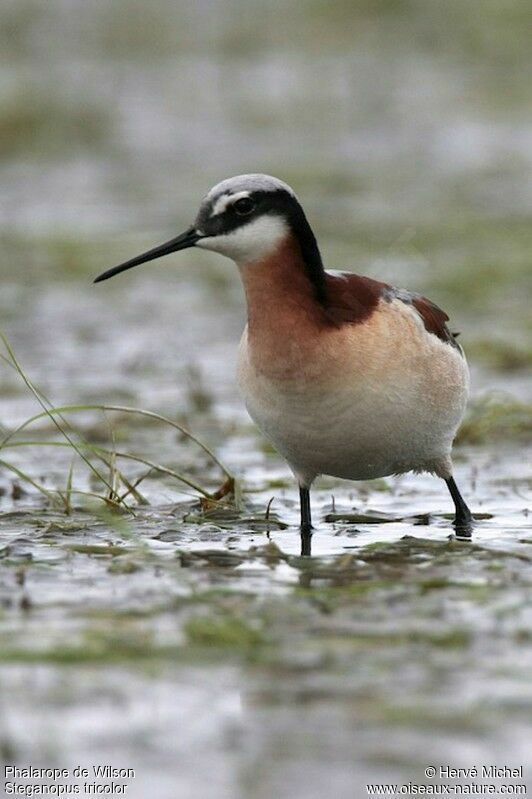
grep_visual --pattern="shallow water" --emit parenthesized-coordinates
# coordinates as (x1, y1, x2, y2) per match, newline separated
(1, 2, 531, 797)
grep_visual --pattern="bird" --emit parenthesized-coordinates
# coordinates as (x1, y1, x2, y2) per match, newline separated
(94, 173, 473, 554)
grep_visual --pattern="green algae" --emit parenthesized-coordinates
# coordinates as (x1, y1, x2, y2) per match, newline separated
(184, 615, 266, 651)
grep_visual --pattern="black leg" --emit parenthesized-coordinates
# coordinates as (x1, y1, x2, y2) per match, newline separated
(445, 476, 472, 537)
(299, 485, 313, 556)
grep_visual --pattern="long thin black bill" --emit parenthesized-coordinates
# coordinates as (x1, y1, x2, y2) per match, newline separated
(93, 227, 201, 283)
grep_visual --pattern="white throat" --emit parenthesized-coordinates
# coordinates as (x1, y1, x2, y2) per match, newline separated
(196, 215, 288, 265)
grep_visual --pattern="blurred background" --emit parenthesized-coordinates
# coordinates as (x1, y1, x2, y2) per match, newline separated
(2, 0, 531, 399)
(0, 1, 531, 798)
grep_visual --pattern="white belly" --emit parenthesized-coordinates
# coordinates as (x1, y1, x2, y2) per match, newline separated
(237, 300, 469, 486)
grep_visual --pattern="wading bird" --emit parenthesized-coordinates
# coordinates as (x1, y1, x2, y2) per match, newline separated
(95, 174, 472, 554)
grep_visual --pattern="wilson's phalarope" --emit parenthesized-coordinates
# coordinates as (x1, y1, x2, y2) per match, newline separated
(95, 174, 472, 553)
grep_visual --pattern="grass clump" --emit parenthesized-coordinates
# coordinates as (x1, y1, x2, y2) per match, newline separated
(456, 393, 532, 445)
(0, 91, 109, 160)
(184, 614, 265, 651)
(0, 634, 181, 665)
(0, 331, 233, 511)
(467, 339, 532, 372)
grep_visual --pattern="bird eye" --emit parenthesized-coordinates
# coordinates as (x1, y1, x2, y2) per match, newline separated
(233, 197, 255, 216)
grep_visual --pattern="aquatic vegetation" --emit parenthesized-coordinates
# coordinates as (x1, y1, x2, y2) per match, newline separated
(0, 91, 110, 159)
(0, 332, 233, 510)
(456, 392, 532, 445)
(184, 615, 266, 652)
(466, 338, 532, 372)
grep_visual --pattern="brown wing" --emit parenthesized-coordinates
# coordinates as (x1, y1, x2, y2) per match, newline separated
(409, 295, 461, 349)
(323, 271, 462, 351)
(323, 272, 390, 325)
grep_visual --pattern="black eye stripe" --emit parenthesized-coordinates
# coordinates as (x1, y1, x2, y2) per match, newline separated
(197, 188, 295, 235)
(233, 197, 255, 215)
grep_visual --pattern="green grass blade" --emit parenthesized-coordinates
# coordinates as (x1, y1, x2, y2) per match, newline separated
(0, 458, 63, 507)
(0, 332, 133, 510)
(0, 402, 230, 479)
